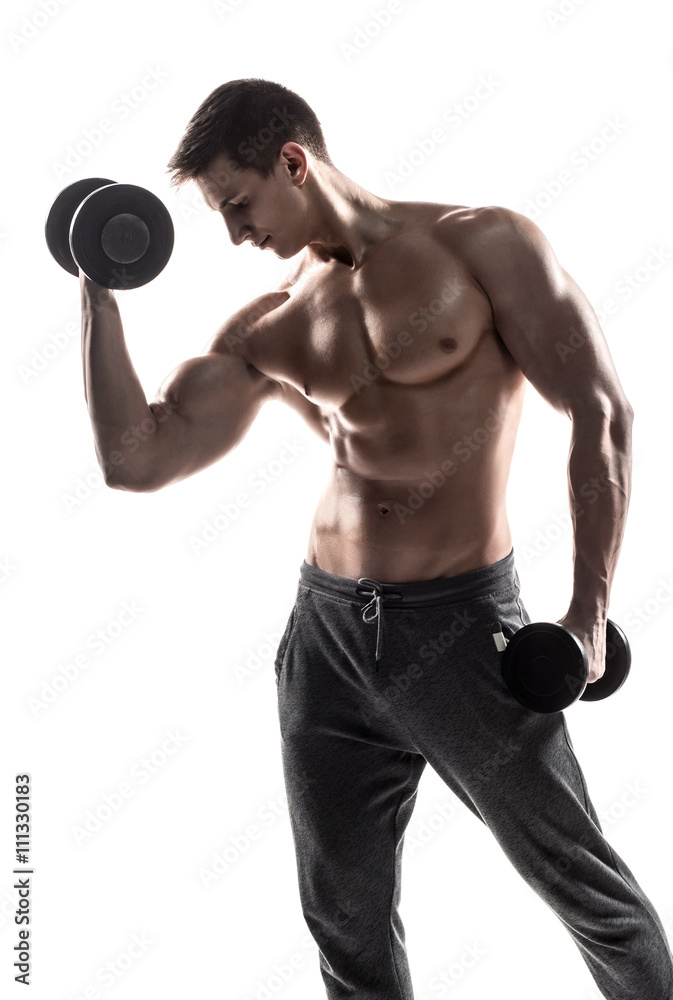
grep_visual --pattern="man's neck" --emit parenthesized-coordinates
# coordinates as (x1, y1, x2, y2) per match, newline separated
(303, 167, 403, 270)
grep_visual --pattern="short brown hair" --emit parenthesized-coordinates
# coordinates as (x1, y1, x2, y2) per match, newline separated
(166, 78, 333, 188)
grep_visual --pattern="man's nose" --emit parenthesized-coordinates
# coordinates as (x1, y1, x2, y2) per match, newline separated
(222, 215, 250, 247)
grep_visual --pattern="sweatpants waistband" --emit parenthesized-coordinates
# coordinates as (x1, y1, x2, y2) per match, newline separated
(299, 548, 519, 666)
(299, 547, 518, 608)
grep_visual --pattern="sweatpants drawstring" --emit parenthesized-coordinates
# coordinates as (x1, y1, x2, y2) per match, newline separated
(355, 578, 403, 669)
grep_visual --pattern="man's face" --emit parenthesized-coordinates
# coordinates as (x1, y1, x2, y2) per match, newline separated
(195, 148, 310, 259)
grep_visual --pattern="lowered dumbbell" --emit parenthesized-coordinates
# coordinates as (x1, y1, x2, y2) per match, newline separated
(45, 177, 174, 289)
(496, 618, 631, 713)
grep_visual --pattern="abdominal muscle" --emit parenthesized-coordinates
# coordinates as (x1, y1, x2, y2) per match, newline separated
(304, 366, 527, 584)
(306, 469, 514, 583)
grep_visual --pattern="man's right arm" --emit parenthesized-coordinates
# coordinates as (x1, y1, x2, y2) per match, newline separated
(80, 274, 283, 493)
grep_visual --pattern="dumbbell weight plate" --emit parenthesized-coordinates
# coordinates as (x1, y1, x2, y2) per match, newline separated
(45, 177, 117, 276)
(69, 183, 174, 289)
(579, 619, 631, 702)
(501, 622, 588, 714)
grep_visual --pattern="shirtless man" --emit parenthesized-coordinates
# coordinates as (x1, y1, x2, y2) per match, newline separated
(80, 79, 673, 999)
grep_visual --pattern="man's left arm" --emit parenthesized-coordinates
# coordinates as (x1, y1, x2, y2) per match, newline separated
(459, 206, 634, 683)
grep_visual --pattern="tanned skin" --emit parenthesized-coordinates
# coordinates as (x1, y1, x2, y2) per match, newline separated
(80, 143, 633, 684)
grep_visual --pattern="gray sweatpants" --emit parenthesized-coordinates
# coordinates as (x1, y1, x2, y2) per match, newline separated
(274, 547, 673, 999)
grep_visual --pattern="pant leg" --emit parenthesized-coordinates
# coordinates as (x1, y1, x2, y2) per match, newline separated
(380, 576, 673, 1000)
(276, 583, 427, 1000)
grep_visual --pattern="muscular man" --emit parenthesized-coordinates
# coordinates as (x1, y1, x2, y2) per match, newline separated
(80, 79, 673, 998)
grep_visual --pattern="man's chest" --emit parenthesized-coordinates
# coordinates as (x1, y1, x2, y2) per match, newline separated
(245, 224, 497, 408)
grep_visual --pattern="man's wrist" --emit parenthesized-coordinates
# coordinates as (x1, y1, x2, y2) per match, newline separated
(80, 271, 117, 311)
(564, 596, 608, 620)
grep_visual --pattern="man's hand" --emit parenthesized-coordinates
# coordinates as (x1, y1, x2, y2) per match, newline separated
(555, 611, 607, 684)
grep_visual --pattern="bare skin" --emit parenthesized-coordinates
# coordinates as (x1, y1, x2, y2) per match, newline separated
(80, 143, 633, 684)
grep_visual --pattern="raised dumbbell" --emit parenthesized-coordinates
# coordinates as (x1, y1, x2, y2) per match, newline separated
(45, 177, 174, 289)
(496, 618, 631, 713)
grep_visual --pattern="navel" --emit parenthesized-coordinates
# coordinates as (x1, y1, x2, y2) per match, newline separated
(377, 503, 391, 517)
(439, 337, 458, 353)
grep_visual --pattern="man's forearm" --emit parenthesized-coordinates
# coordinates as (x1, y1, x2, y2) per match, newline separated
(566, 404, 633, 617)
(81, 275, 159, 484)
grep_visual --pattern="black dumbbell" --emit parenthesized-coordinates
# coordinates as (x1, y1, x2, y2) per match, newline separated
(45, 177, 174, 289)
(498, 618, 631, 713)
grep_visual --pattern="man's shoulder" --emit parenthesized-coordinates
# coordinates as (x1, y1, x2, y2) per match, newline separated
(200, 289, 290, 360)
(429, 204, 556, 287)
(431, 203, 533, 245)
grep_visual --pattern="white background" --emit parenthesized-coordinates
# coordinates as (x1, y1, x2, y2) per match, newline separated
(1, 0, 672, 998)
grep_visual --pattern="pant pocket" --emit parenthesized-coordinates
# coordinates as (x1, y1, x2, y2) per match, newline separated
(489, 583, 530, 641)
(275, 602, 300, 685)
(483, 585, 536, 709)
